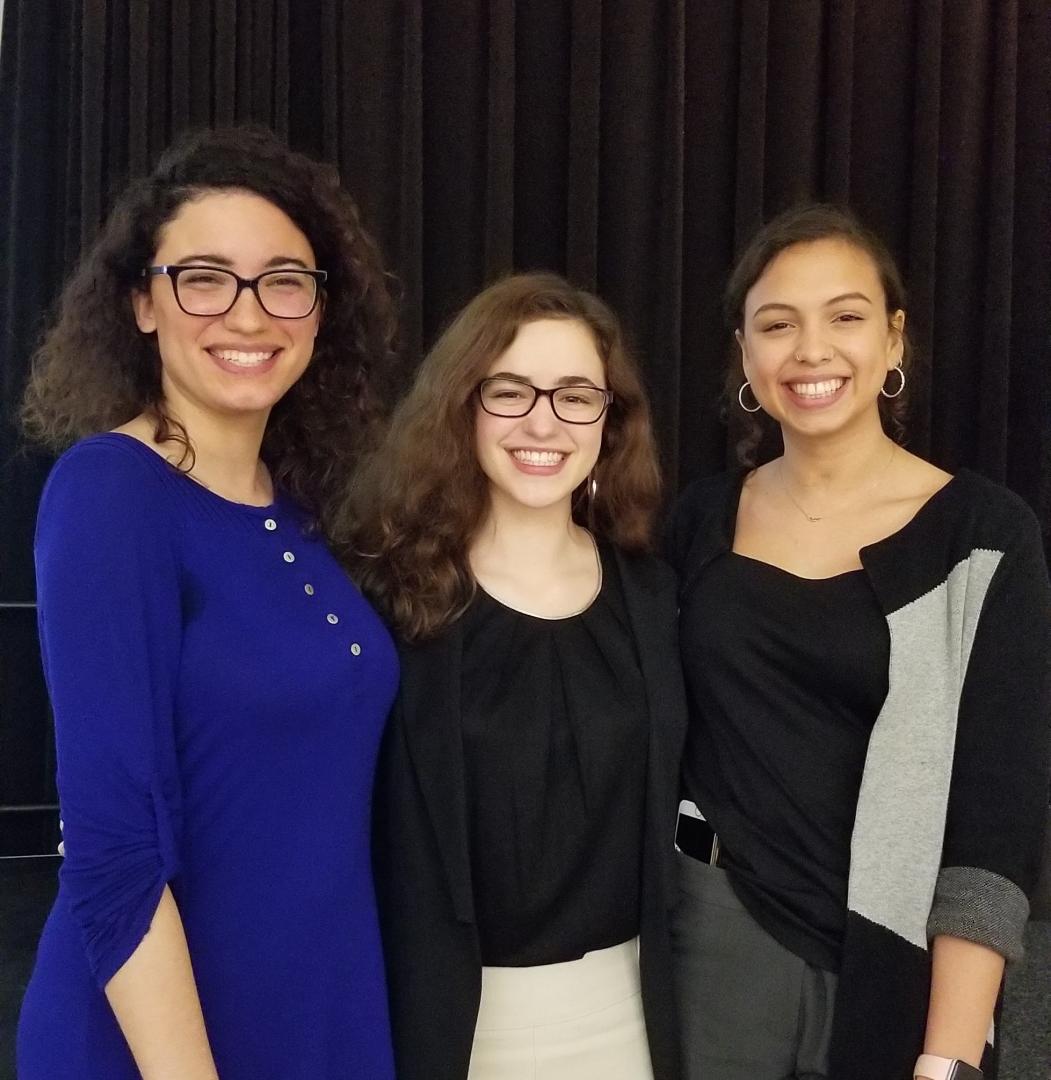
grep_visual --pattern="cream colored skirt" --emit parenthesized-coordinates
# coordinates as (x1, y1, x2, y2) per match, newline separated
(467, 938, 655, 1080)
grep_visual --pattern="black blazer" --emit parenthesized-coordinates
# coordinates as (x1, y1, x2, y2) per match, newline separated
(373, 548, 687, 1080)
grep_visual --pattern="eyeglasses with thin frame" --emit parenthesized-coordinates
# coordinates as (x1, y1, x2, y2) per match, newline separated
(477, 377, 613, 425)
(144, 265, 327, 319)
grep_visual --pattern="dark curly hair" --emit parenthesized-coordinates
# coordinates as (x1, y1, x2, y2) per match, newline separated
(723, 203, 914, 465)
(344, 272, 662, 642)
(21, 124, 396, 540)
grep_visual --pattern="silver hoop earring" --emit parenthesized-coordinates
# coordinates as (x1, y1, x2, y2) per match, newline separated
(880, 365, 906, 399)
(737, 381, 762, 413)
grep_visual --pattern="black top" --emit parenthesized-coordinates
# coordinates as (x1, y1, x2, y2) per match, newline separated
(460, 546, 649, 966)
(680, 551, 889, 971)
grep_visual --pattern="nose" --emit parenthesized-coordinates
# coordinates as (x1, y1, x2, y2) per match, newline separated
(794, 323, 833, 365)
(223, 284, 269, 332)
(521, 392, 561, 436)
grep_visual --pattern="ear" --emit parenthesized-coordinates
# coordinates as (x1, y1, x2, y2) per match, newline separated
(887, 309, 905, 369)
(735, 327, 752, 380)
(131, 288, 157, 334)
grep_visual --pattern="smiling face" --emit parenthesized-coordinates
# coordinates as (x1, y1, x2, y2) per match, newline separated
(131, 189, 321, 431)
(737, 237, 905, 440)
(474, 318, 607, 517)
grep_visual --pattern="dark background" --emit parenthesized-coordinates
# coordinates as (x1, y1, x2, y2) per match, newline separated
(1, 0, 1049, 1074)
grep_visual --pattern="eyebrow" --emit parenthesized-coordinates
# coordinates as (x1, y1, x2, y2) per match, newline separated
(751, 292, 874, 319)
(488, 372, 602, 387)
(173, 254, 312, 270)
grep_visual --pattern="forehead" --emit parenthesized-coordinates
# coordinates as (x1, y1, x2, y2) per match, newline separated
(153, 189, 315, 267)
(746, 237, 886, 311)
(486, 318, 605, 383)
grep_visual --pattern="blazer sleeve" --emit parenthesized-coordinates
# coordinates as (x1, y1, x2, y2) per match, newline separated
(36, 442, 184, 988)
(927, 510, 1051, 960)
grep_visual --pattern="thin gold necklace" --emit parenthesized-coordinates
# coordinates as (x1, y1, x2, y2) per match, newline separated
(779, 445, 897, 524)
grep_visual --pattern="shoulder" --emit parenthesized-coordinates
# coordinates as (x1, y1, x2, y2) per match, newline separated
(667, 467, 744, 571)
(44, 433, 173, 503)
(611, 546, 677, 596)
(930, 470, 1044, 554)
(38, 434, 177, 541)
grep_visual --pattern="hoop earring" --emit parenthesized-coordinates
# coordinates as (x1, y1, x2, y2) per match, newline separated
(880, 365, 906, 399)
(737, 381, 762, 413)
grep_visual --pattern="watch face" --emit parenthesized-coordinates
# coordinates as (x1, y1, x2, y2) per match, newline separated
(949, 1063, 984, 1080)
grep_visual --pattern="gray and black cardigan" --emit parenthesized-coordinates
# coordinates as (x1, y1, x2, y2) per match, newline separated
(671, 468, 1051, 1080)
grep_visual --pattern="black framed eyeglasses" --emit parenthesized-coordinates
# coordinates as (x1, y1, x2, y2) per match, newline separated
(144, 265, 327, 319)
(477, 378, 613, 424)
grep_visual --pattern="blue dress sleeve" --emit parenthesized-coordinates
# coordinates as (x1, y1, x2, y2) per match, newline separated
(35, 439, 184, 988)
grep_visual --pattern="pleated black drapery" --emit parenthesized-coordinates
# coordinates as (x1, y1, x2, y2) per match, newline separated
(1, 0, 1049, 848)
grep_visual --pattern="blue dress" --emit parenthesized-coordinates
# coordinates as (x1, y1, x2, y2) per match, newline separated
(17, 434, 398, 1079)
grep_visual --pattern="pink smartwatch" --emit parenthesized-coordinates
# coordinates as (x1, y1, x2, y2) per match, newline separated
(914, 1055, 983, 1080)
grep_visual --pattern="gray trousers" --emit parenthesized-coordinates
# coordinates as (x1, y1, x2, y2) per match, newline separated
(670, 852, 838, 1080)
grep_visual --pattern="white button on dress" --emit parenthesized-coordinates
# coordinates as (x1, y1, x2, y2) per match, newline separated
(350, 643, 362, 656)
(326, 613, 339, 625)
(264, 518, 277, 531)
(304, 584, 315, 596)
(283, 552, 295, 563)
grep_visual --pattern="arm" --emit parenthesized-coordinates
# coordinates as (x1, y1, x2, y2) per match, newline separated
(35, 442, 217, 1073)
(918, 934, 1004, 1072)
(921, 507, 1051, 1075)
(105, 887, 219, 1080)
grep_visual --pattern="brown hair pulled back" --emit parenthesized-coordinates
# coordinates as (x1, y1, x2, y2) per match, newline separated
(723, 203, 914, 465)
(21, 125, 396, 543)
(344, 272, 662, 642)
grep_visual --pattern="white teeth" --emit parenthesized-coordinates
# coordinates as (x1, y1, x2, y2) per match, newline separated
(789, 378, 845, 397)
(212, 349, 276, 366)
(511, 449, 566, 466)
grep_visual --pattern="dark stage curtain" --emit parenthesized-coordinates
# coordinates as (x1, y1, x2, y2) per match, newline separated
(1, 3, 1049, 1077)
(2, 0, 1049, 843)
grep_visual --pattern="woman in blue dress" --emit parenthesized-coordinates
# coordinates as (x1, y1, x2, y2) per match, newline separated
(17, 126, 399, 1079)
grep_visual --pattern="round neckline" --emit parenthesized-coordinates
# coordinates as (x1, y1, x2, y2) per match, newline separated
(727, 550, 867, 583)
(474, 534, 604, 622)
(99, 431, 283, 516)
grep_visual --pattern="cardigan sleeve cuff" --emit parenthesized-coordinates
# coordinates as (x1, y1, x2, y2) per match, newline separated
(927, 865, 1030, 963)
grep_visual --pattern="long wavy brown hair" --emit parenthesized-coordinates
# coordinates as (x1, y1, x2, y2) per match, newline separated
(21, 125, 396, 542)
(344, 272, 662, 642)
(723, 203, 916, 465)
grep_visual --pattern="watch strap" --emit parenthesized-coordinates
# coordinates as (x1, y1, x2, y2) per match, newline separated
(915, 1054, 984, 1080)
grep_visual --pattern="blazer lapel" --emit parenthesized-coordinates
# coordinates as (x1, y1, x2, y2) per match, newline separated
(398, 627, 476, 924)
(615, 549, 688, 911)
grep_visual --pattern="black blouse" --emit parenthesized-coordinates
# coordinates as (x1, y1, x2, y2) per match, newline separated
(460, 546, 650, 967)
(680, 551, 889, 972)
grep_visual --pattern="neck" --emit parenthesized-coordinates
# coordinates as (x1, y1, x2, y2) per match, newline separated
(470, 492, 584, 569)
(159, 396, 272, 505)
(780, 412, 895, 493)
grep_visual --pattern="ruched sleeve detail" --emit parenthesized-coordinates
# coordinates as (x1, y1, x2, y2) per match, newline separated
(35, 440, 184, 988)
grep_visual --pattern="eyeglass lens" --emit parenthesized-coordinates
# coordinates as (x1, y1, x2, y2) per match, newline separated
(480, 379, 608, 422)
(174, 268, 318, 318)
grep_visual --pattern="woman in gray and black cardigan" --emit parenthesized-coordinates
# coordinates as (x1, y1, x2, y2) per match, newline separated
(668, 204, 1051, 1080)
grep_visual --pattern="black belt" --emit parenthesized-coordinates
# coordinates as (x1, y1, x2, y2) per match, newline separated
(676, 811, 725, 867)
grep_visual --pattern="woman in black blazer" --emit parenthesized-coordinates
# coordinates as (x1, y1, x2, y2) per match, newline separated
(348, 273, 686, 1080)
